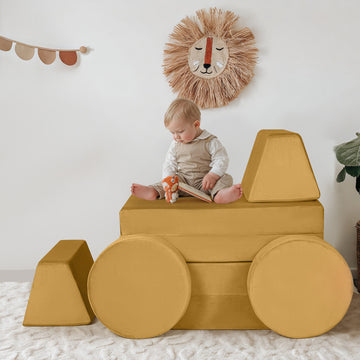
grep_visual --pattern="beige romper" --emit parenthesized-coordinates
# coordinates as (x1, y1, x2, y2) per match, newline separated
(151, 135, 233, 200)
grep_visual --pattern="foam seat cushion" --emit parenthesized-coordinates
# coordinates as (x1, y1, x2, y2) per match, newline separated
(174, 262, 267, 329)
(120, 196, 323, 262)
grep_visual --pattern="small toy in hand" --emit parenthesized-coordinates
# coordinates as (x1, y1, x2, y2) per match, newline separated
(162, 176, 179, 204)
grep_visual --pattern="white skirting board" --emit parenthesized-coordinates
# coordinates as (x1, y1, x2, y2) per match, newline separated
(0, 270, 35, 282)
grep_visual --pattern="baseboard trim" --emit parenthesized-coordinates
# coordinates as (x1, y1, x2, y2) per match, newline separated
(351, 267, 357, 279)
(0, 270, 35, 282)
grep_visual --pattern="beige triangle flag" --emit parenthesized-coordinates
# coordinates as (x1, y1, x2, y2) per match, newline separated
(15, 43, 34, 60)
(0, 36, 12, 51)
(38, 48, 56, 64)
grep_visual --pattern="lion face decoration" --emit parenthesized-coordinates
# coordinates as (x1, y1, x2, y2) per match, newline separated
(164, 8, 258, 109)
(188, 36, 229, 79)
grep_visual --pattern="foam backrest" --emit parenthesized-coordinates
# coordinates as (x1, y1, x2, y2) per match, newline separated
(242, 130, 320, 202)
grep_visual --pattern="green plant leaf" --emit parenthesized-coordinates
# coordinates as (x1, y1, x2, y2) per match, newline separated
(336, 167, 346, 182)
(334, 133, 360, 166)
(345, 166, 360, 177)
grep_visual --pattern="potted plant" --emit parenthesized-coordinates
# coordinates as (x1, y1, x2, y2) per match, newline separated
(334, 132, 360, 290)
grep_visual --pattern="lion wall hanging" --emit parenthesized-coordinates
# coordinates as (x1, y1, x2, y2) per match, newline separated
(163, 8, 258, 109)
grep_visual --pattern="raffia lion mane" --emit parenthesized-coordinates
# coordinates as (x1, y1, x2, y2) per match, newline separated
(163, 8, 258, 109)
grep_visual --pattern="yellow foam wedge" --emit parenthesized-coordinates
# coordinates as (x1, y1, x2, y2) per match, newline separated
(88, 235, 191, 339)
(242, 130, 320, 202)
(23, 240, 94, 326)
(247, 235, 353, 338)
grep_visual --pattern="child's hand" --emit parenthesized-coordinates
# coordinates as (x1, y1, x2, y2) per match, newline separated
(202, 172, 220, 190)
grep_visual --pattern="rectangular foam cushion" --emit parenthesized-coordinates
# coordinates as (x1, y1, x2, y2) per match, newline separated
(189, 262, 249, 295)
(174, 295, 267, 329)
(174, 262, 267, 329)
(120, 196, 323, 262)
(152, 233, 323, 262)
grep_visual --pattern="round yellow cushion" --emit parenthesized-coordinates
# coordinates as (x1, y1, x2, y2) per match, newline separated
(247, 235, 353, 338)
(88, 235, 191, 338)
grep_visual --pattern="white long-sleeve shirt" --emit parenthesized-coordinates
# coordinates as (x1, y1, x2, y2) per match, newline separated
(162, 130, 229, 178)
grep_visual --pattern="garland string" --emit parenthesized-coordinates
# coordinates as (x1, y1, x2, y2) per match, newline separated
(0, 34, 87, 66)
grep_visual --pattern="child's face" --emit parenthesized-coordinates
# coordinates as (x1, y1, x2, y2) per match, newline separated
(167, 118, 200, 144)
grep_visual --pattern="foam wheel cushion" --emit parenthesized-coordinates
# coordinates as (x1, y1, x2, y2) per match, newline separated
(247, 235, 353, 338)
(88, 235, 191, 338)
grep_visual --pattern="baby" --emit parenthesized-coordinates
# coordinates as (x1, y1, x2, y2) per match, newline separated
(131, 98, 242, 204)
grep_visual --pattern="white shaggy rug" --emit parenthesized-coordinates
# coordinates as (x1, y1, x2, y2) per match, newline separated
(1, 282, 360, 360)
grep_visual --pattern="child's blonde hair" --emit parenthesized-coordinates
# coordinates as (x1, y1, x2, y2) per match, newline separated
(164, 98, 201, 127)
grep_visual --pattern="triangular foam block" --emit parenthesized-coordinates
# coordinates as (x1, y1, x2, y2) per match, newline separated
(242, 130, 320, 202)
(23, 240, 94, 326)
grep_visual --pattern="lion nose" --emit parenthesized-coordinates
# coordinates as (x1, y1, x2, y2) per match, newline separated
(203, 63, 211, 69)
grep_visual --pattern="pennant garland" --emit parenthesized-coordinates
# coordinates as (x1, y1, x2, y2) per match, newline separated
(0, 35, 87, 66)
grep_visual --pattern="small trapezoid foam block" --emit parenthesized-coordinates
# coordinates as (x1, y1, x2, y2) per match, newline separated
(242, 130, 320, 202)
(23, 240, 95, 326)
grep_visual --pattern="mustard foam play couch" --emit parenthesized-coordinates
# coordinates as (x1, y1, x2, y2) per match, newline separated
(24, 130, 353, 340)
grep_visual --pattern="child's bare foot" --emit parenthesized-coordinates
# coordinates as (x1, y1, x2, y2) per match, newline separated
(214, 184, 243, 204)
(131, 184, 159, 200)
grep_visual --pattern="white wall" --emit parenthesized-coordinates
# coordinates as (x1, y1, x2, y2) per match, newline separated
(1, 0, 359, 276)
